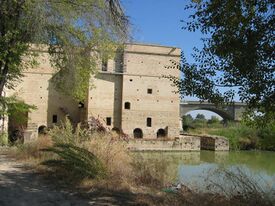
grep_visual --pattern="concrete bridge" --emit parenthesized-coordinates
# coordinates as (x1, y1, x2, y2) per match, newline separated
(180, 101, 246, 121)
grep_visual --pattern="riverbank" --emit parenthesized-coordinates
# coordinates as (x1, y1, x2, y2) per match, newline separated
(1, 120, 274, 206)
(1, 147, 274, 206)
(184, 122, 275, 151)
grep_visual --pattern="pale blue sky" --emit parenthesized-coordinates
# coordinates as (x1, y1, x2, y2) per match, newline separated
(122, 0, 202, 63)
(121, 0, 223, 119)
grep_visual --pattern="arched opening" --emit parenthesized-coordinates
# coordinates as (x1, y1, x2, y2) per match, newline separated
(157, 128, 167, 138)
(38, 125, 47, 135)
(8, 111, 28, 144)
(124, 102, 131, 109)
(133, 128, 143, 138)
(181, 109, 225, 132)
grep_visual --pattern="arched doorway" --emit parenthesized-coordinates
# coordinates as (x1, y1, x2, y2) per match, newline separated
(157, 128, 166, 138)
(38, 125, 47, 135)
(133, 128, 143, 138)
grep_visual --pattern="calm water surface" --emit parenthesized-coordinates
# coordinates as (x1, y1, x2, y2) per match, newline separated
(134, 151, 275, 191)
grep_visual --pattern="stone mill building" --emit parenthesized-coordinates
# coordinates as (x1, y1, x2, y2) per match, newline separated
(5, 43, 181, 141)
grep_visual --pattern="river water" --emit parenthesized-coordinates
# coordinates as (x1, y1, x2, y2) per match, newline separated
(134, 151, 275, 193)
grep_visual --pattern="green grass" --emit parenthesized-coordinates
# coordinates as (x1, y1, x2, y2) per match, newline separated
(188, 122, 275, 151)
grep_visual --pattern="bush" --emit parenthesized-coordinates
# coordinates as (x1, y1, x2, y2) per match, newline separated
(43, 118, 132, 185)
(42, 143, 107, 179)
(258, 124, 275, 151)
(0, 132, 8, 146)
(42, 119, 106, 180)
(208, 124, 258, 150)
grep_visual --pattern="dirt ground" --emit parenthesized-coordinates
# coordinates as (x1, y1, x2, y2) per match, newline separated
(0, 151, 140, 206)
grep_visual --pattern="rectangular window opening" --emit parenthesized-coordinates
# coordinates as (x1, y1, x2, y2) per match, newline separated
(147, 88, 153, 94)
(106, 117, 112, 126)
(147, 117, 152, 127)
(52, 115, 57, 123)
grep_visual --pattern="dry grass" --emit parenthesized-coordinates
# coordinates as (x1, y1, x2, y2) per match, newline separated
(4, 120, 274, 206)
(8, 135, 53, 163)
(83, 133, 133, 186)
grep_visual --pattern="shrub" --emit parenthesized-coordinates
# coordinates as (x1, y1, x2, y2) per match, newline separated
(44, 118, 131, 184)
(42, 143, 107, 179)
(258, 124, 275, 151)
(0, 132, 8, 146)
(208, 124, 258, 150)
(42, 119, 106, 180)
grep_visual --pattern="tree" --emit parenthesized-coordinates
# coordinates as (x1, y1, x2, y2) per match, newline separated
(195, 113, 206, 120)
(0, 0, 128, 109)
(208, 115, 220, 124)
(182, 114, 193, 130)
(168, 0, 274, 126)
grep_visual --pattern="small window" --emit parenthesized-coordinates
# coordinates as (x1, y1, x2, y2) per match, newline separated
(147, 117, 152, 127)
(106, 117, 112, 126)
(147, 89, 152, 94)
(125, 102, 131, 109)
(52, 115, 57, 123)
(78, 102, 84, 108)
(102, 59, 107, 71)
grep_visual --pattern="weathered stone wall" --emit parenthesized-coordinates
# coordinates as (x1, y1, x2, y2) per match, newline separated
(88, 73, 123, 130)
(5, 43, 182, 141)
(121, 44, 181, 138)
(128, 136, 200, 151)
(6, 51, 79, 136)
(128, 134, 229, 151)
(198, 135, 229, 151)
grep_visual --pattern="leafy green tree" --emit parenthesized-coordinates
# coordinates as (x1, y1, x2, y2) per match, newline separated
(168, 0, 274, 126)
(182, 114, 193, 130)
(208, 115, 220, 124)
(192, 113, 207, 128)
(195, 113, 206, 120)
(0, 0, 128, 111)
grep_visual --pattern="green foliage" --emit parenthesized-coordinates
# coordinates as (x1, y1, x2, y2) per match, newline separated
(257, 123, 275, 151)
(5, 96, 36, 124)
(189, 121, 275, 151)
(0, 0, 129, 101)
(168, 0, 274, 125)
(0, 132, 8, 146)
(208, 123, 260, 150)
(195, 113, 206, 120)
(182, 114, 193, 130)
(207, 116, 220, 124)
(182, 114, 223, 131)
